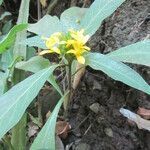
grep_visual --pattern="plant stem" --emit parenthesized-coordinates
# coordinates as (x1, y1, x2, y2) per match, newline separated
(3, 135, 14, 150)
(64, 61, 72, 118)
(37, 0, 41, 20)
(10, 70, 27, 150)
(37, 95, 43, 126)
(68, 61, 72, 101)
(11, 113, 27, 150)
(46, 0, 59, 14)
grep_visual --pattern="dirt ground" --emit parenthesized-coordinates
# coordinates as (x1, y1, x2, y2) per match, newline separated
(59, 0, 150, 149)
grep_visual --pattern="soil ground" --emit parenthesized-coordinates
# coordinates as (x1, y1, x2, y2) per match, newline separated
(60, 0, 150, 149)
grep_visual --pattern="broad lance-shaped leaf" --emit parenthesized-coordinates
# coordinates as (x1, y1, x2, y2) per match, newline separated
(0, 12, 11, 21)
(26, 47, 36, 60)
(2, 20, 12, 35)
(0, 24, 27, 54)
(48, 75, 63, 96)
(0, 65, 58, 139)
(0, 72, 8, 96)
(13, 0, 30, 59)
(31, 92, 69, 150)
(22, 36, 47, 49)
(81, 0, 125, 36)
(60, 7, 87, 31)
(85, 52, 150, 94)
(15, 56, 62, 96)
(1, 48, 13, 70)
(0, 0, 3, 5)
(107, 40, 150, 67)
(15, 56, 50, 73)
(25, 7, 87, 48)
(28, 15, 63, 37)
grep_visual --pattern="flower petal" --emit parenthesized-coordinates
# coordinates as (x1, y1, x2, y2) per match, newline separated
(51, 47, 61, 54)
(83, 46, 90, 51)
(77, 56, 85, 64)
(59, 41, 66, 44)
(66, 40, 75, 47)
(39, 50, 52, 55)
(80, 29, 84, 34)
(67, 49, 76, 54)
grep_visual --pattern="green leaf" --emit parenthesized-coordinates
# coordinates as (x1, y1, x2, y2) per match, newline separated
(28, 15, 63, 37)
(0, 24, 27, 54)
(13, 0, 30, 59)
(16, 0, 30, 24)
(60, 7, 87, 31)
(0, 35, 5, 42)
(28, 113, 42, 128)
(85, 52, 150, 94)
(81, 0, 125, 36)
(107, 40, 150, 67)
(15, 56, 63, 96)
(0, 0, 3, 5)
(1, 48, 13, 70)
(22, 36, 47, 49)
(26, 47, 36, 60)
(0, 12, 11, 21)
(31, 92, 68, 150)
(71, 60, 78, 75)
(15, 56, 50, 73)
(48, 75, 63, 96)
(2, 20, 13, 35)
(0, 72, 8, 96)
(11, 113, 27, 149)
(0, 65, 58, 139)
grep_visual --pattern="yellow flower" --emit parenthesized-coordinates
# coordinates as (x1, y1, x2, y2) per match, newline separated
(39, 47, 61, 55)
(67, 41, 90, 64)
(69, 29, 90, 44)
(39, 29, 90, 64)
(39, 32, 62, 55)
(66, 29, 90, 64)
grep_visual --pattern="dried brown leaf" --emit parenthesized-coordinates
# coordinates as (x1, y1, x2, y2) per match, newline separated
(73, 63, 85, 90)
(56, 121, 71, 139)
(137, 107, 150, 119)
(40, 0, 47, 7)
(28, 122, 39, 138)
(120, 108, 150, 131)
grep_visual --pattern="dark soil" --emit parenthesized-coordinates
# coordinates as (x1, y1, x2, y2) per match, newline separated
(62, 0, 150, 150)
